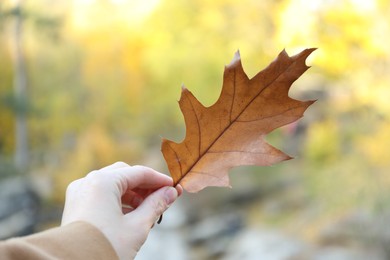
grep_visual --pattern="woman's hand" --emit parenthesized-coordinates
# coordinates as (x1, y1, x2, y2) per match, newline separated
(61, 162, 182, 259)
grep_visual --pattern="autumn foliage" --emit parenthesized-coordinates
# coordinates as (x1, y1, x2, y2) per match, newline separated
(162, 49, 316, 193)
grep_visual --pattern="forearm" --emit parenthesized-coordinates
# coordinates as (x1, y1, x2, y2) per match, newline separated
(0, 221, 118, 260)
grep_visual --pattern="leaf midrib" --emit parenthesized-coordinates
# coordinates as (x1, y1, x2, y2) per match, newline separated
(174, 57, 298, 186)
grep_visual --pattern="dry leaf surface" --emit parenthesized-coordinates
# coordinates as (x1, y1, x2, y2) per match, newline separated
(162, 49, 316, 193)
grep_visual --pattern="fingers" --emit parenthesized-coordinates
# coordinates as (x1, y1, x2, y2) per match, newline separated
(122, 190, 144, 208)
(99, 161, 130, 171)
(84, 161, 130, 180)
(111, 165, 173, 191)
(84, 163, 181, 223)
(128, 186, 179, 227)
(86, 163, 174, 196)
(122, 185, 183, 214)
(175, 184, 184, 197)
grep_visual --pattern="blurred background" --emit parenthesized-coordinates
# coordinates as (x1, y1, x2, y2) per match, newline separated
(1, 0, 390, 259)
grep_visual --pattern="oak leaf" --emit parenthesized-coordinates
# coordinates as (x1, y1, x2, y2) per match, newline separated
(162, 49, 316, 193)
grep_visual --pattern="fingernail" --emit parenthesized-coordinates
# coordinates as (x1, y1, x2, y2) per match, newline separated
(164, 187, 178, 205)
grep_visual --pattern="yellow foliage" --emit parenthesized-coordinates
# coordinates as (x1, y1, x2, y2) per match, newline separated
(276, 0, 390, 78)
(358, 121, 390, 167)
(53, 125, 122, 202)
(304, 120, 341, 164)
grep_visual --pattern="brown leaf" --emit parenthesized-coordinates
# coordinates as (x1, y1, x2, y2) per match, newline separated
(162, 49, 316, 193)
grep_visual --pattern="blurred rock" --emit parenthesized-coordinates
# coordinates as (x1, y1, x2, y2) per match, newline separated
(0, 177, 40, 239)
(135, 202, 189, 260)
(318, 210, 390, 259)
(223, 229, 307, 260)
(299, 246, 386, 260)
(187, 212, 244, 258)
(188, 212, 244, 245)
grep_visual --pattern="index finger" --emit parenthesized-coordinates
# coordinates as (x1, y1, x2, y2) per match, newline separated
(109, 165, 174, 192)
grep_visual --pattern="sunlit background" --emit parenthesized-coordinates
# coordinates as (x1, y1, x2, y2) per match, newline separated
(1, 0, 390, 259)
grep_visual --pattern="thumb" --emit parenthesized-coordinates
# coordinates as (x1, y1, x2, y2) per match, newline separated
(129, 186, 178, 226)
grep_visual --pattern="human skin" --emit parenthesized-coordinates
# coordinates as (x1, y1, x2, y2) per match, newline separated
(61, 162, 182, 259)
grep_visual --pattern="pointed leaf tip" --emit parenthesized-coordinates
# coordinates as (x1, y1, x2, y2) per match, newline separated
(227, 50, 241, 67)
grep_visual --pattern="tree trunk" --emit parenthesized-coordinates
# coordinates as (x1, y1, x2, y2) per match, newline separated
(11, 0, 29, 172)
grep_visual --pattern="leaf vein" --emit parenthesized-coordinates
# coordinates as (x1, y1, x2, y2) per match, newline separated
(167, 142, 183, 178)
(185, 90, 202, 157)
(190, 170, 226, 181)
(207, 150, 279, 156)
(236, 104, 306, 123)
